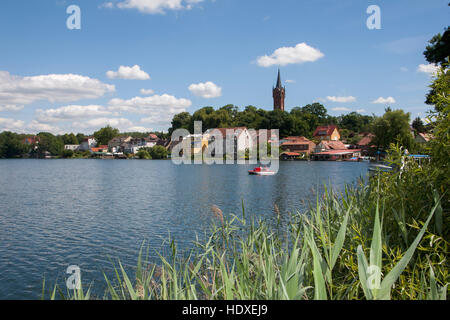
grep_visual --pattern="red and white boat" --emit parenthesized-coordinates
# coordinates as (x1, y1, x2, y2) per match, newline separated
(248, 166, 276, 176)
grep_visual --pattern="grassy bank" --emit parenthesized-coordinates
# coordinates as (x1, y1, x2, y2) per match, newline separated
(43, 161, 448, 300)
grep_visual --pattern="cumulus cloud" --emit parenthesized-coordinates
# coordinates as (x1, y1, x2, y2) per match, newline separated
(0, 105, 24, 112)
(36, 105, 114, 123)
(27, 120, 62, 134)
(116, 0, 204, 14)
(285, 80, 296, 83)
(99, 2, 115, 9)
(0, 71, 115, 110)
(109, 94, 192, 126)
(72, 117, 134, 130)
(326, 96, 356, 103)
(372, 97, 396, 104)
(0, 117, 25, 132)
(126, 126, 154, 133)
(417, 63, 438, 75)
(106, 65, 150, 80)
(140, 89, 155, 95)
(331, 107, 351, 112)
(188, 81, 222, 98)
(356, 109, 367, 113)
(257, 43, 324, 67)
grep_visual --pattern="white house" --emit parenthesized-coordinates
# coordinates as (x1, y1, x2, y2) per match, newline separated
(64, 144, 80, 151)
(108, 136, 132, 153)
(79, 137, 97, 151)
(123, 137, 159, 154)
(204, 127, 255, 158)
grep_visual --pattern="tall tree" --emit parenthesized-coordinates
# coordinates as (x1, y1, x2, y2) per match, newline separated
(371, 109, 414, 150)
(37, 132, 64, 156)
(412, 117, 426, 133)
(93, 126, 119, 146)
(0, 132, 27, 158)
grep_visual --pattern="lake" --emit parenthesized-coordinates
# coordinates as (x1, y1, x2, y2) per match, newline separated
(0, 159, 368, 299)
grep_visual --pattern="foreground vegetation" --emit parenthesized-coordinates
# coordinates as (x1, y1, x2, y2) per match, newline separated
(43, 160, 448, 300)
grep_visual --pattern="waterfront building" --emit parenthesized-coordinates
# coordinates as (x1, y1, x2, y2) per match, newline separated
(281, 136, 316, 159)
(64, 144, 80, 151)
(415, 132, 434, 144)
(312, 140, 361, 161)
(79, 137, 97, 151)
(313, 125, 341, 141)
(108, 136, 132, 153)
(204, 127, 254, 158)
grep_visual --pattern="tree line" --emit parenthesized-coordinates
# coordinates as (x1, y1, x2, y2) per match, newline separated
(0, 129, 168, 159)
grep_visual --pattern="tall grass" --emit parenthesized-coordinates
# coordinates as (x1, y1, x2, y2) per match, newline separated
(43, 179, 448, 300)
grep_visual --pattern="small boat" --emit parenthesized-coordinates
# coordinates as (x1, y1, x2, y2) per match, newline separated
(368, 163, 393, 173)
(248, 166, 276, 176)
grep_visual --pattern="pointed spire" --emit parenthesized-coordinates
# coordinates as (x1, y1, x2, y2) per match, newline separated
(276, 68, 282, 89)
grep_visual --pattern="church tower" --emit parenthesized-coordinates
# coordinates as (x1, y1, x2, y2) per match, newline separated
(273, 68, 285, 111)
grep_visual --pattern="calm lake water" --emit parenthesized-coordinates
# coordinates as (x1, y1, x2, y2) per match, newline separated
(0, 159, 368, 299)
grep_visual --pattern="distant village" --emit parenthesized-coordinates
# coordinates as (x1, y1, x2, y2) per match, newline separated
(19, 121, 433, 162)
(4, 70, 434, 161)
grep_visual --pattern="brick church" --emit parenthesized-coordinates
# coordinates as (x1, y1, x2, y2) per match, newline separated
(273, 68, 285, 111)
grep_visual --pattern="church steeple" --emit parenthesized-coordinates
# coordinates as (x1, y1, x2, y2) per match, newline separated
(276, 68, 282, 89)
(273, 68, 285, 111)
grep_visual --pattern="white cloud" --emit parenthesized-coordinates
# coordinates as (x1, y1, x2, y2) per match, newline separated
(257, 43, 324, 67)
(372, 97, 396, 104)
(36, 105, 114, 123)
(106, 65, 150, 80)
(125, 126, 154, 132)
(140, 88, 155, 95)
(27, 120, 62, 134)
(0, 105, 24, 112)
(109, 94, 192, 126)
(0, 71, 115, 109)
(116, 0, 204, 14)
(0, 117, 25, 132)
(331, 107, 351, 112)
(72, 117, 134, 131)
(326, 96, 356, 103)
(356, 109, 367, 113)
(99, 2, 115, 9)
(188, 81, 222, 98)
(285, 80, 296, 83)
(417, 63, 438, 75)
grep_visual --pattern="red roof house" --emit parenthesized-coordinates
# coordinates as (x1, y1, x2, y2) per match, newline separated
(313, 125, 340, 141)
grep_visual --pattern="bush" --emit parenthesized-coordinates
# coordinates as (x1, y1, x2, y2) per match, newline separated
(149, 145, 168, 159)
(62, 149, 74, 158)
(137, 149, 152, 160)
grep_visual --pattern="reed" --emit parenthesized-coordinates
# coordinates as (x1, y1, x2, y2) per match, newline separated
(43, 176, 448, 300)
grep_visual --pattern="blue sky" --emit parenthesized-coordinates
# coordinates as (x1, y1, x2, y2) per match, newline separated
(0, 0, 448, 134)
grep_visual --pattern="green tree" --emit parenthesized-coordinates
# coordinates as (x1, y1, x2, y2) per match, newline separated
(371, 109, 414, 150)
(76, 133, 86, 144)
(170, 112, 193, 134)
(427, 66, 449, 186)
(61, 133, 78, 145)
(149, 145, 168, 159)
(37, 132, 64, 156)
(302, 103, 328, 121)
(412, 117, 426, 133)
(0, 132, 27, 158)
(424, 25, 450, 106)
(137, 149, 152, 160)
(423, 27, 449, 67)
(94, 126, 119, 146)
(62, 149, 74, 158)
